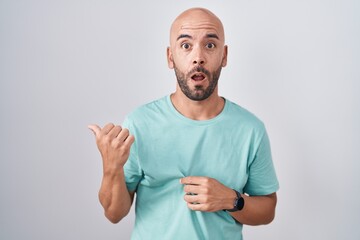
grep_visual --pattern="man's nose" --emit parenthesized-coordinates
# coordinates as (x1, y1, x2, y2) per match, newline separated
(192, 47, 205, 65)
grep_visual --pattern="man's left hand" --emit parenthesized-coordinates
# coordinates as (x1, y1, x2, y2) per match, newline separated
(180, 176, 236, 212)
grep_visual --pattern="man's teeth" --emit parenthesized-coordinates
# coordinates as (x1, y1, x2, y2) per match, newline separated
(192, 74, 205, 80)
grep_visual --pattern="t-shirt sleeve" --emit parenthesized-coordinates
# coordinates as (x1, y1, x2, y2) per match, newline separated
(122, 116, 143, 192)
(243, 129, 279, 196)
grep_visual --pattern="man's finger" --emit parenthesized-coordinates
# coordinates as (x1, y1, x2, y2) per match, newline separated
(88, 124, 101, 136)
(187, 202, 205, 211)
(102, 123, 115, 134)
(124, 134, 135, 147)
(184, 194, 201, 203)
(183, 184, 202, 194)
(180, 176, 208, 185)
(117, 128, 130, 142)
(108, 125, 122, 138)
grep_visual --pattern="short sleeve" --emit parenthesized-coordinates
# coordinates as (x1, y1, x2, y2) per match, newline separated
(122, 116, 143, 192)
(243, 130, 279, 196)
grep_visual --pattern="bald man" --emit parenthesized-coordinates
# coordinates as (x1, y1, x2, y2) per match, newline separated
(89, 8, 279, 240)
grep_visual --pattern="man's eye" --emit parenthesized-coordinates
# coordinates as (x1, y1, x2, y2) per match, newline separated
(181, 43, 190, 49)
(206, 43, 215, 49)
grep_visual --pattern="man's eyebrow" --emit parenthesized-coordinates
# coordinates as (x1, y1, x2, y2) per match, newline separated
(176, 33, 219, 41)
(177, 34, 192, 41)
(206, 33, 219, 39)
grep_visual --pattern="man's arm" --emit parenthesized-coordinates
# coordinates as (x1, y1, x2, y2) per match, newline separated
(98, 169, 135, 223)
(89, 123, 135, 223)
(229, 192, 277, 225)
(180, 176, 277, 225)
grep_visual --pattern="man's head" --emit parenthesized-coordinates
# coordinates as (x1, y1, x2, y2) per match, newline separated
(167, 8, 228, 101)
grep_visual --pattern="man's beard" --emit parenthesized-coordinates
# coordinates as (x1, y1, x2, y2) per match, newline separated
(174, 64, 222, 101)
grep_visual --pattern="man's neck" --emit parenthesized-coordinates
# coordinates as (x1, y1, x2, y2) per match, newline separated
(170, 90, 225, 121)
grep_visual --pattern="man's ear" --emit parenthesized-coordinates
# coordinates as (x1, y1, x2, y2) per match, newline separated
(167, 47, 174, 69)
(221, 45, 228, 67)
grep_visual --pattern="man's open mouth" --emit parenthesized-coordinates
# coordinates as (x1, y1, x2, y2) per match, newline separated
(191, 73, 206, 81)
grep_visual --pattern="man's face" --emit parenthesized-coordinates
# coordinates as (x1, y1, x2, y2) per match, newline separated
(167, 9, 228, 101)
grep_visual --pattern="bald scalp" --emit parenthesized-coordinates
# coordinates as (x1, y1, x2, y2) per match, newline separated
(169, 8, 225, 47)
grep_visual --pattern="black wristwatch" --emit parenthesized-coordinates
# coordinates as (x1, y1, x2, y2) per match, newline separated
(226, 189, 245, 212)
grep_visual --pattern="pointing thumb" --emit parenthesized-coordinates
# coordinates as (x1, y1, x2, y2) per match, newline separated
(88, 124, 101, 136)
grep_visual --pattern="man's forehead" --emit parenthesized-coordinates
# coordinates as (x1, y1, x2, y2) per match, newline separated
(173, 25, 223, 43)
(170, 9, 224, 42)
(179, 21, 219, 31)
(173, 14, 222, 30)
(175, 27, 221, 42)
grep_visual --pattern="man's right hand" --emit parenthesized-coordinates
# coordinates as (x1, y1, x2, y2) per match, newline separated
(88, 123, 135, 174)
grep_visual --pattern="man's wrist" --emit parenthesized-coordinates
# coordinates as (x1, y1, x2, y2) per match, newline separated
(103, 166, 125, 179)
(224, 189, 245, 212)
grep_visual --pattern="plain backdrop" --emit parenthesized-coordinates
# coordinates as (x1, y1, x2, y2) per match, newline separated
(1, 0, 359, 239)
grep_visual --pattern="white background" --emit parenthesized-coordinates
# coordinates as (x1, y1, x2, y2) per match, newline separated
(1, 0, 359, 239)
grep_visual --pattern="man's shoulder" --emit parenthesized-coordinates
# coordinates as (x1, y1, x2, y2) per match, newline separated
(224, 98, 266, 131)
(124, 96, 169, 122)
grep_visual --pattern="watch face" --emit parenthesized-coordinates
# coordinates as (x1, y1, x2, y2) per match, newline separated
(236, 196, 244, 210)
(226, 190, 244, 212)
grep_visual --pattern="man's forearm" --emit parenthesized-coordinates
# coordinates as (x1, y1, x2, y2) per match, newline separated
(98, 168, 133, 223)
(88, 124, 135, 223)
(229, 193, 277, 226)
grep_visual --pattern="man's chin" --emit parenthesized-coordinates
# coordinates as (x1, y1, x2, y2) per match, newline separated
(186, 92, 209, 101)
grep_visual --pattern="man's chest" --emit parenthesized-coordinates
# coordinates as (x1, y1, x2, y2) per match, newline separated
(136, 125, 252, 191)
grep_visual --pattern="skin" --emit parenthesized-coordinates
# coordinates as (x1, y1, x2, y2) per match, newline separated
(89, 7, 277, 226)
(88, 123, 135, 223)
(167, 8, 227, 120)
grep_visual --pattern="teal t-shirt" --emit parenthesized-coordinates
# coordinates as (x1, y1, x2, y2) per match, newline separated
(123, 95, 279, 240)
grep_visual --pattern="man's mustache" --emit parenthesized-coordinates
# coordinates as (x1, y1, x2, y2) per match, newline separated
(188, 66, 211, 78)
